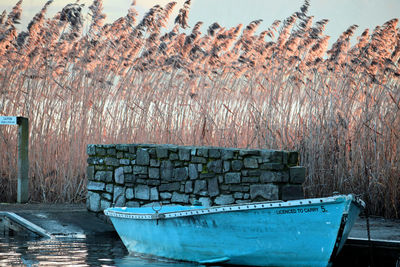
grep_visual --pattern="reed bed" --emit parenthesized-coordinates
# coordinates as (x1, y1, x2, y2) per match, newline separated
(0, 0, 399, 218)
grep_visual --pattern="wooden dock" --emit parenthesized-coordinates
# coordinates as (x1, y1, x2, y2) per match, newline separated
(1, 203, 399, 266)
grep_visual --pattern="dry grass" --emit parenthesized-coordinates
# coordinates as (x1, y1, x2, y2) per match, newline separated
(0, 0, 399, 218)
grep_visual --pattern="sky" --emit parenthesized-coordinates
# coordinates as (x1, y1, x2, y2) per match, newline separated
(0, 0, 399, 45)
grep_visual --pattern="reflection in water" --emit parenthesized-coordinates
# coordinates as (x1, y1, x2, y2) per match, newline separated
(0, 234, 197, 266)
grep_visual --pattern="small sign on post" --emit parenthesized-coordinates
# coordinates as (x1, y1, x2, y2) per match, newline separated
(0, 116, 29, 203)
(0, 116, 18, 125)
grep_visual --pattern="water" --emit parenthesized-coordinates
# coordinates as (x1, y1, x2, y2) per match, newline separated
(2, 233, 399, 266)
(0, 234, 198, 267)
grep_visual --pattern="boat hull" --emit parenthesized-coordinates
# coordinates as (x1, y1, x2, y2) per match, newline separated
(105, 195, 364, 267)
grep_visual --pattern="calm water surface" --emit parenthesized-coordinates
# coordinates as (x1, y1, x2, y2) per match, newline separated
(0, 234, 199, 266)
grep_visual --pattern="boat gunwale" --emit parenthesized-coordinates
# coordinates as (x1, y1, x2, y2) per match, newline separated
(104, 194, 363, 220)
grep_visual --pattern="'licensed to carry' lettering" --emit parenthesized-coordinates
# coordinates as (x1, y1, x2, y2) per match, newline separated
(276, 206, 325, 215)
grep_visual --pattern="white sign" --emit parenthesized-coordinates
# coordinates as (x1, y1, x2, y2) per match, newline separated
(0, 116, 18, 125)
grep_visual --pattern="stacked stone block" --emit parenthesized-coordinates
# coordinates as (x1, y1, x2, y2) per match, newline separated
(86, 144, 305, 212)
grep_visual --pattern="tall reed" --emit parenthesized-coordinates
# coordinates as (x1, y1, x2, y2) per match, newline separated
(0, 1, 399, 218)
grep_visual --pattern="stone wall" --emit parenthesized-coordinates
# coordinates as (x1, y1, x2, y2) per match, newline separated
(86, 144, 306, 212)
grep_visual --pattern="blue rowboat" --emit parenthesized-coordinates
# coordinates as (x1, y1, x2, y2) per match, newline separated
(104, 194, 364, 267)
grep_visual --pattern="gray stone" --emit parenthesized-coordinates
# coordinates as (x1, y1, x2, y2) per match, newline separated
(116, 144, 129, 151)
(123, 166, 132, 173)
(239, 149, 260, 156)
(282, 151, 289, 164)
(87, 181, 105, 191)
(178, 148, 191, 161)
(225, 172, 241, 184)
(160, 160, 173, 180)
(220, 185, 230, 191)
(150, 187, 159, 200)
(87, 157, 104, 165)
(234, 192, 243, 199)
(120, 159, 130, 165)
(87, 191, 101, 212)
(160, 192, 172, 199)
(189, 164, 198, 179)
(95, 165, 105, 171)
(282, 185, 304, 200)
(288, 152, 299, 165)
(236, 200, 251, 204)
(133, 165, 148, 175)
(250, 184, 279, 200)
(199, 197, 212, 207)
(209, 149, 221, 158)
(247, 170, 262, 176)
(191, 148, 196, 155)
(87, 166, 95, 180)
(243, 158, 259, 169)
(125, 174, 134, 183)
(199, 191, 208, 196)
(171, 192, 189, 203)
(231, 160, 243, 171)
(128, 145, 136, 154)
(207, 160, 222, 173)
(126, 188, 134, 199)
(173, 167, 188, 181)
(243, 193, 250, 199)
(115, 167, 124, 184)
(261, 150, 283, 163)
(174, 161, 183, 167)
(185, 181, 193, 193)
(169, 153, 179, 160)
(107, 148, 117, 156)
(214, 194, 235, 205)
(230, 185, 249, 192)
(100, 199, 112, 210)
(159, 182, 180, 191)
(156, 148, 169, 158)
(289, 166, 306, 184)
(101, 193, 112, 201)
(146, 179, 161, 186)
(192, 156, 207, 164)
(95, 171, 113, 182)
(197, 148, 208, 157)
(135, 185, 150, 200)
(137, 148, 150, 165)
(148, 148, 156, 157)
(87, 145, 96, 155)
(221, 149, 234, 160)
(260, 171, 289, 183)
(105, 157, 119, 166)
(126, 201, 140, 207)
(150, 159, 160, 167)
(194, 180, 207, 194)
(242, 177, 259, 183)
(260, 163, 285, 171)
(105, 184, 114, 193)
(124, 153, 135, 159)
(149, 168, 160, 179)
(223, 161, 230, 172)
(96, 148, 106, 156)
(200, 173, 214, 179)
(208, 177, 219, 197)
(113, 186, 126, 207)
(167, 145, 178, 152)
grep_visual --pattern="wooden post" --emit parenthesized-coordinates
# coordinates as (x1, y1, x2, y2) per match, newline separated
(17, 117, 29, 203)
(0, 116, 29, 203)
